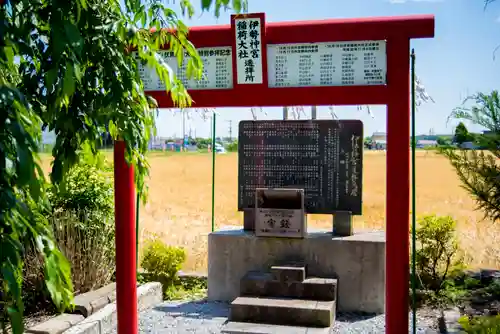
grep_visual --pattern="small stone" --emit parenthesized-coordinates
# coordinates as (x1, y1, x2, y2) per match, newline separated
(438, 308, 464, 334)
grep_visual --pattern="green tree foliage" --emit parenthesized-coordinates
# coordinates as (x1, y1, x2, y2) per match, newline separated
(440, 91, 500, 222)
(437, 137, 447, 146)
(0, 0, 247, 332)
(48, 145, 113, 217)
(194, 137, 212, 149)
(140, 239, 186, 297)
(459, 314, 500, 333)
(413, 215, 462, 295)
(454, 122, 474, 145)
(226, 140, 238, 152)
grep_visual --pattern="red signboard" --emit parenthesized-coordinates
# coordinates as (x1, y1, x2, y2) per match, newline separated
(114, 13, 435, 334)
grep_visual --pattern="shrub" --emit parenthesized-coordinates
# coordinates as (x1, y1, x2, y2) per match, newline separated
(413, 215, 463, 294)
(48, 162, 113, 217)
(194, 138, 211, 150)
(141, 239, 186, 295)
(22, 153, 115, 304)
(459, 315, 500, 333)
(226, 141, 238, 152)
(51, 209, 115, 293)
(48, 153, 115, 293)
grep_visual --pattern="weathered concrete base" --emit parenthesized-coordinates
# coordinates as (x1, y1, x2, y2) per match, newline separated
(63, 282, 162, 334)
(222, 321, 331, 334)
(332, 211, 353, 237)
(230, 296, 335, 327)
(208, 229, 385, 314)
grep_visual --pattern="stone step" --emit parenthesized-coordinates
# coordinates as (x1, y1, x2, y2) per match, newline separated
(270, 264, 306, 282)
(221, 321, 331, 334)
(240, 271, 337, 301)
(229, 296, 336, 328)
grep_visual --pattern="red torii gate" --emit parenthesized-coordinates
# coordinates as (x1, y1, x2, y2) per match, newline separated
(114, 13, 435, 334)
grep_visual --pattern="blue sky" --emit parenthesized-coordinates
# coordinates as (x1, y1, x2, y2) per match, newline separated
(148, 0, 500, 140)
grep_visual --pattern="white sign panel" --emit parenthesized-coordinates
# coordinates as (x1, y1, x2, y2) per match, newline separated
(135, 47, 233, 91)
(255, 209, 306, 239)
(234, 18, 263, 85)
(267, 40, 386, 88)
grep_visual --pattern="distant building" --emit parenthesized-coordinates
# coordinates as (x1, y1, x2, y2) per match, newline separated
(416, 139, 438, 148)
(370, 132, 387, 150)
(459, 141, 478, 150)
(148, 136, 168, 150)
(371, 132, 387, 142)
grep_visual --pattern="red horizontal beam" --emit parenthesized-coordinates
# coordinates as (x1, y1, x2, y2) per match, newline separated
(176, 14, 434, 48)
(149, 85, 389, 108)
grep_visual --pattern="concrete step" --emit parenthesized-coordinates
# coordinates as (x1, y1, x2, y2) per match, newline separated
(221, 321, 331, 334)
(270, 264, 306, 282)
(229, 296, 336, 327)
(240, 271, 337, 301)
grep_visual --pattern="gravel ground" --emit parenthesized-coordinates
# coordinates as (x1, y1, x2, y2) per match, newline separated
(106, 299, 441, 334)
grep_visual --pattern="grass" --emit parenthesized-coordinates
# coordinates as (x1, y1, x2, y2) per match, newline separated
(40, 150, 500, 273)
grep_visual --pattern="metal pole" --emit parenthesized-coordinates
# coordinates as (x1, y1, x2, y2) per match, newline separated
(211, 113, 216, 232)
(113, 140, 137, 334)
(182, 109, 186, 151)
(283, 106, 288, 120)
(410, 49, 417, 334)
(311, 106, 317, 119)
(135, 190, 140, 270)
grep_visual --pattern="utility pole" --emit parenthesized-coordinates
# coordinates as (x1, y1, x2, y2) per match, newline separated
(181, 109, 187, 151)
(209, 116, 212, 140)
(226, 120, 233, 141)
(181, 108, 186, 138)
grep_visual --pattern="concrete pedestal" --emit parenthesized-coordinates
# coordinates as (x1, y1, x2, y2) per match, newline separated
(208, 229, 385, 314)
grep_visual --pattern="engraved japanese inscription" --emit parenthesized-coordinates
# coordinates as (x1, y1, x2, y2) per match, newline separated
(134, 47, 233, 91)
(238, 120, 363, 214)
(234, 17, 264, 84)
(267, 40, 386, 87)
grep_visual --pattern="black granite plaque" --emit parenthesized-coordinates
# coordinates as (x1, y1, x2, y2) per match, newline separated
(238, 120, 363, 215)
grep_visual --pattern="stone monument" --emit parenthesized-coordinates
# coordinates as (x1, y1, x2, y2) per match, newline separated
(208, 120, 386, 333)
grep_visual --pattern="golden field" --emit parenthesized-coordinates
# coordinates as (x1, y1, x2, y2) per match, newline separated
(41, 150, 500, 272)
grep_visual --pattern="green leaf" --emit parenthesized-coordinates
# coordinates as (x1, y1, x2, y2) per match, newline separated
(179, 0, 195, 17)
(64, 22, 83, 56)
(201, 0, 212, 11)
(43, 248, 74, 311)
(63, 62, 75, 98)
(3, 46, 15, 64)
(232, 0, 242, 12)
(51, 159, 63, 184)
(108, 120, 117, 139)
(186, 58, 195, 80)
(45, 68, 58, 91)
(7, 307, 23, 334)
(73, 63, 82, 82)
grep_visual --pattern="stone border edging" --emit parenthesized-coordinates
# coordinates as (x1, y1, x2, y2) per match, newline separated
(72, 283, 117, 318)
(63, 282, 162, 334)
(26, 282, 162, 334)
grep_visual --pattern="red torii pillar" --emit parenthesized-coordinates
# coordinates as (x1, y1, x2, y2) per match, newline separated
(114, 14, 435, 334)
